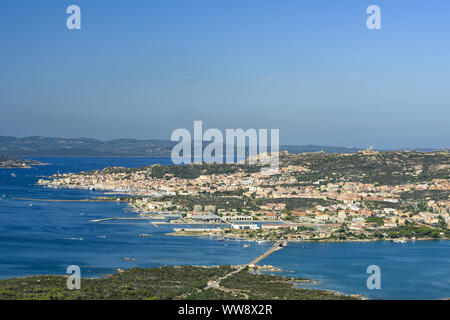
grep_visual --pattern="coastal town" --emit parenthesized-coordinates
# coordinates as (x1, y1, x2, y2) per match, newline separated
(38, 149, 450, 242)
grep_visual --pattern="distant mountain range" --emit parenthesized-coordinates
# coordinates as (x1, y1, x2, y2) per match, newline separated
(0, 136, 178, 156)
(0, 136, 443, 157)
(0, 136, 362, 156)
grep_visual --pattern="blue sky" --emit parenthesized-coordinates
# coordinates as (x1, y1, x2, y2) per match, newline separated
(0, 0, 449, 148)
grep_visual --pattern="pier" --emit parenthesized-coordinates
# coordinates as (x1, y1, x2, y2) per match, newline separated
(13, 198, 105, 202)
(178, 240, 289, 300)
(219, 240, 288, 282)
(89, 217, 168, 226)
(187, 240, 289, 300)
(248, 240, 288, 266)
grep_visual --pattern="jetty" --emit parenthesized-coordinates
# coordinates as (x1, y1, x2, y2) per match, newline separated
(219, 240, 288, 282)
(89, 217, 168, 226)
(248, 240, 288, 266)
(178, 240, 289, 300)
(13, 198, 106, 202)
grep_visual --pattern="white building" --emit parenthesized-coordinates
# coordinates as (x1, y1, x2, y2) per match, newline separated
(231, 223, 259, 230)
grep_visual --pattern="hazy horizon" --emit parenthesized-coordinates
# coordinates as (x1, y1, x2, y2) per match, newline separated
(0, 133, 447, 151)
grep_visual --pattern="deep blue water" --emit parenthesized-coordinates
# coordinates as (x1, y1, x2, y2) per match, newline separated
(264, 241, 450, 300)
(0, 157, 449, 299)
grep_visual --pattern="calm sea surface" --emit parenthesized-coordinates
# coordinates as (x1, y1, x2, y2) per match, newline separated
(0, 157, 448, 299)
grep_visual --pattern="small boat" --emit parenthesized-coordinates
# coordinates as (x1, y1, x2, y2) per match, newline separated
(29, 203, 33, 207)
(123, 257, 136, 261)
(11, 173, 16, 178)
(393, 239, 407, 243)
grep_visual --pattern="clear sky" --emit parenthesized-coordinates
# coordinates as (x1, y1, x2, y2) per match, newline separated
(0, 0, 449, 149)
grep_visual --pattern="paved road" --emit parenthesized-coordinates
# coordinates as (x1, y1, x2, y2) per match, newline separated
(176, 240, 288, 299)
(208, 241, 288, 298)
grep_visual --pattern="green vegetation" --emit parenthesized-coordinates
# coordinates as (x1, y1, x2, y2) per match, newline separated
(78, 151, 449, 187)
(365, 217, 385, 225)
(363, 200, 403, 210)
(0, 266, 232, 300)
(0, 265, 361, 300)
(160, 195, 248, 211)
(255, 197, 336, 210)
(159, 195, 335, 213)
(400, 190, 449, 201)
(220, 268, 360, 300)
(150, 163, 261, 179)
(385, 226, 450, 239)
(79, 162, 262, 180)
(0, 155, 45, 168)
(282, 151, 450, 186)
(327, 224, 450, 241)
(183, 288, 247, 300)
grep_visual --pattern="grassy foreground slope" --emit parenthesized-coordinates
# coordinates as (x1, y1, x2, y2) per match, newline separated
(0, 266, 360, 300)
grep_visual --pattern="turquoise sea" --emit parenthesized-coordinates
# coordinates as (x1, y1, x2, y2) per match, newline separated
(0, 157, 449, 299)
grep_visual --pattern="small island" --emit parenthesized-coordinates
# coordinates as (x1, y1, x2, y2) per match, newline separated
(0, 155, 46, 169)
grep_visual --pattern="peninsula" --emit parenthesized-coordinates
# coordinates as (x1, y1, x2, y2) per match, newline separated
(38, 149, 450, 242)
(0, 155, 46, 169)
(0, 265, 363, 300)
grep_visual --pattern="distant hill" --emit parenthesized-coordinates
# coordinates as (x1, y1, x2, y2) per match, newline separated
(0, 136, 177, 156)
(279, 145, 360, 154)
(0, 136, 363, 157)
(60, 149, 450, 186)
(2, 135, 439, 157)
